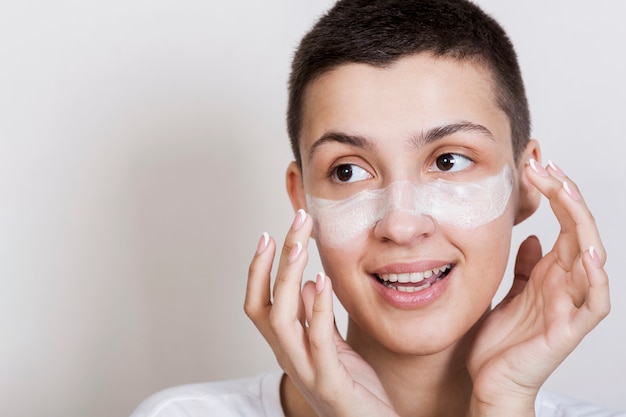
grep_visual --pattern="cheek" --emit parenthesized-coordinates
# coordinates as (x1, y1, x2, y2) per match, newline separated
(311, 214, 372, 251)
(307, 190, 383, 249)
(427, 166, 513, 229)
(453, 210, 515, 291)
(314, 235, 368, 311)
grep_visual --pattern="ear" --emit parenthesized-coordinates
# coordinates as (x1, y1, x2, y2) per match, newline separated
(286, 161, 307, 212)
(514, 139, 542, 225)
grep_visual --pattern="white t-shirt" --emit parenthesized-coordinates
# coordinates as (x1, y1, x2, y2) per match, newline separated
(129, 371, 625, 417)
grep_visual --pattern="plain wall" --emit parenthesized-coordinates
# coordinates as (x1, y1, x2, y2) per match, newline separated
(1, 1, 624, 416)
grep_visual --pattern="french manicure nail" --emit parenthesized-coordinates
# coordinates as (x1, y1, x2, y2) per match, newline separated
(316, 272, 326, 293)
(288, 241, 302, 263)
(292, 209, 307, 231)
(529, 158, 549, 177)
(589, 246, 603, 268)
(256, 232, 269, 254)
(563, 180, 580, 201)
(548, 160, 566, 178)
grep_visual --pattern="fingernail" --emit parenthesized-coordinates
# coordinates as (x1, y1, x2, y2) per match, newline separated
(288, 241, 302, 263)
(315, 272, 326, 293)
(547, 160, 565, 178)
(256, 232, 269, 255)
(292, 209, 307, 231)
(589, 246, 603, 268)
(529, 158, 549, 177)
(563, 180, 580, 201)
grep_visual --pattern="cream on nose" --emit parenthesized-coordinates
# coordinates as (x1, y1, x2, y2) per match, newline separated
(384, 181, 426, 214)
(374, 181, 436, 243)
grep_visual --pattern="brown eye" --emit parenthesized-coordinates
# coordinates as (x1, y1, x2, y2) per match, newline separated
(434, 153, 472, 172)
(436, 153, 456, 171)
(331, 164, 371, 183)
(336, 164, 353, 182)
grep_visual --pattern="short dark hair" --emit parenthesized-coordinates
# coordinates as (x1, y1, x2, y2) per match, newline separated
(287, 0, 530, 167)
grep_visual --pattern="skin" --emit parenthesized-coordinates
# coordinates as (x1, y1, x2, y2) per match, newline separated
(245, 53, 610, 417)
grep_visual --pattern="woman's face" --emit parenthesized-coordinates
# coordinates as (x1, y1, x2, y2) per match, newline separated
(288, 53, 532, 355)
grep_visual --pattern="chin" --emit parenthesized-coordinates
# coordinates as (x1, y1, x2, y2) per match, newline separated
(348, 313, 473, 359)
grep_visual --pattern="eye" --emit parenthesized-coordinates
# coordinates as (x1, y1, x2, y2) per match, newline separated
(331, 163, 372, 183)
(431, 153, 472, 173)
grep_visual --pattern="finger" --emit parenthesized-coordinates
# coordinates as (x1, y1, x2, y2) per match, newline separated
(307, 274, 345, 389)
(268, 209, 315, 373)
(271, 209, 313, 325)
(526, 160, 604, 268)
(244, 232, 278, 344)
(555, 176, 606, 260)
(526, 159, 577, 266)
(302, 279, 316, 327)
(303, 275, 342, 341)
(572, 247, 611, 335)
(503, 235, 542, 303)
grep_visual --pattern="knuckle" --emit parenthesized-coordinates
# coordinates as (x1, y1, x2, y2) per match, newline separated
(243, 301, 256, 319)
(312, 300, 325, 315)
(248, 260, 262, 277)
(598, 300, 611, 319)
(275, 272, 289, 286)
(281, 242, 294, 260)
(243, 302, 266, 325)
(268, 310, 286, 333)
(308, 333, 324, 354)
(581, 207, 596, 223)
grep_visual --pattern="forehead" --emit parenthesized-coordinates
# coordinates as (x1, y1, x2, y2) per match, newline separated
(299, 53, 511, 159)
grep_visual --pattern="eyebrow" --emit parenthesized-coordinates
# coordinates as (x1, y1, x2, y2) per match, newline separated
(307, 131, 377, 163)
(307, 121, 495, 163)
(409, 122, 496, 150)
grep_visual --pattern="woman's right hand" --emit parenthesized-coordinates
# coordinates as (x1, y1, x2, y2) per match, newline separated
(244, 209, 398, 417)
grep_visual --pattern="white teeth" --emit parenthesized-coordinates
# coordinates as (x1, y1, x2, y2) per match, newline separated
(409, 272, 423, 283)
(396, 282, 432, 292)
(377, 264, 451, 285)
(397, 273, 410, 283)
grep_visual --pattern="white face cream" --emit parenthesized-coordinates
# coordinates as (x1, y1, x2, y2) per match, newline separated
(306, 166, 513, 248)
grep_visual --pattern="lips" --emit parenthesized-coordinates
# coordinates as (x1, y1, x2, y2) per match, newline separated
(374, 264, 453, 293)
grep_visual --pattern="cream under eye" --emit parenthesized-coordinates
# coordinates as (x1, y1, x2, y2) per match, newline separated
(331, 163, 372, 183)
(308, 165, 513, 248)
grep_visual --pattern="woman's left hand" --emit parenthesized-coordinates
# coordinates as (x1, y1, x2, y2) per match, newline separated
(466, 159, 610, 416)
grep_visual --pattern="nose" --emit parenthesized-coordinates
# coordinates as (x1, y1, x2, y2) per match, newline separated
(373, 182, 436, 244)
(373, 208, 436, 244)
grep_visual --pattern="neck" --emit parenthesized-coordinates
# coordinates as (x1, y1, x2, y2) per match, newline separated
(280, 318, 476, 417)
(346, 319, 473, 417)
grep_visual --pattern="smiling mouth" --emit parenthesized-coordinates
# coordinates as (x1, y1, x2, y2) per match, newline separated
(375, 264, 453, 293)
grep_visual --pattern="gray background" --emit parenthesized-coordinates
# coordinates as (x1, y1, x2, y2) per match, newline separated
(1, 1, 624, 416)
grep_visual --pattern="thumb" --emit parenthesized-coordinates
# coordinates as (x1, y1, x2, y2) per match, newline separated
(301, 273, 337, 332)
(503, 235, 542, 303)
(301, 279, 318, 328)
(307, 274, 347, 383)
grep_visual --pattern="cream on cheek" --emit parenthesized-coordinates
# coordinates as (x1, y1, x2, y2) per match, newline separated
(306, 166, 513, 248)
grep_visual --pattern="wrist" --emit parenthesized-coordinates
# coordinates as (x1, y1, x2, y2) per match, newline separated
(467, 395, 535, 417)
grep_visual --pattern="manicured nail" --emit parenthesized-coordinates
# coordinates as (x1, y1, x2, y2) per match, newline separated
(316, 272, 326, 293)
(256, 232, 269, 255)
(589, 246, 603, 268)
(529, 158, 549, 177)
(547, 160, 565, 178)
(292, 209, 307, 231)
(563, 180, 580, 201)
(288, 241, 302, 263)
